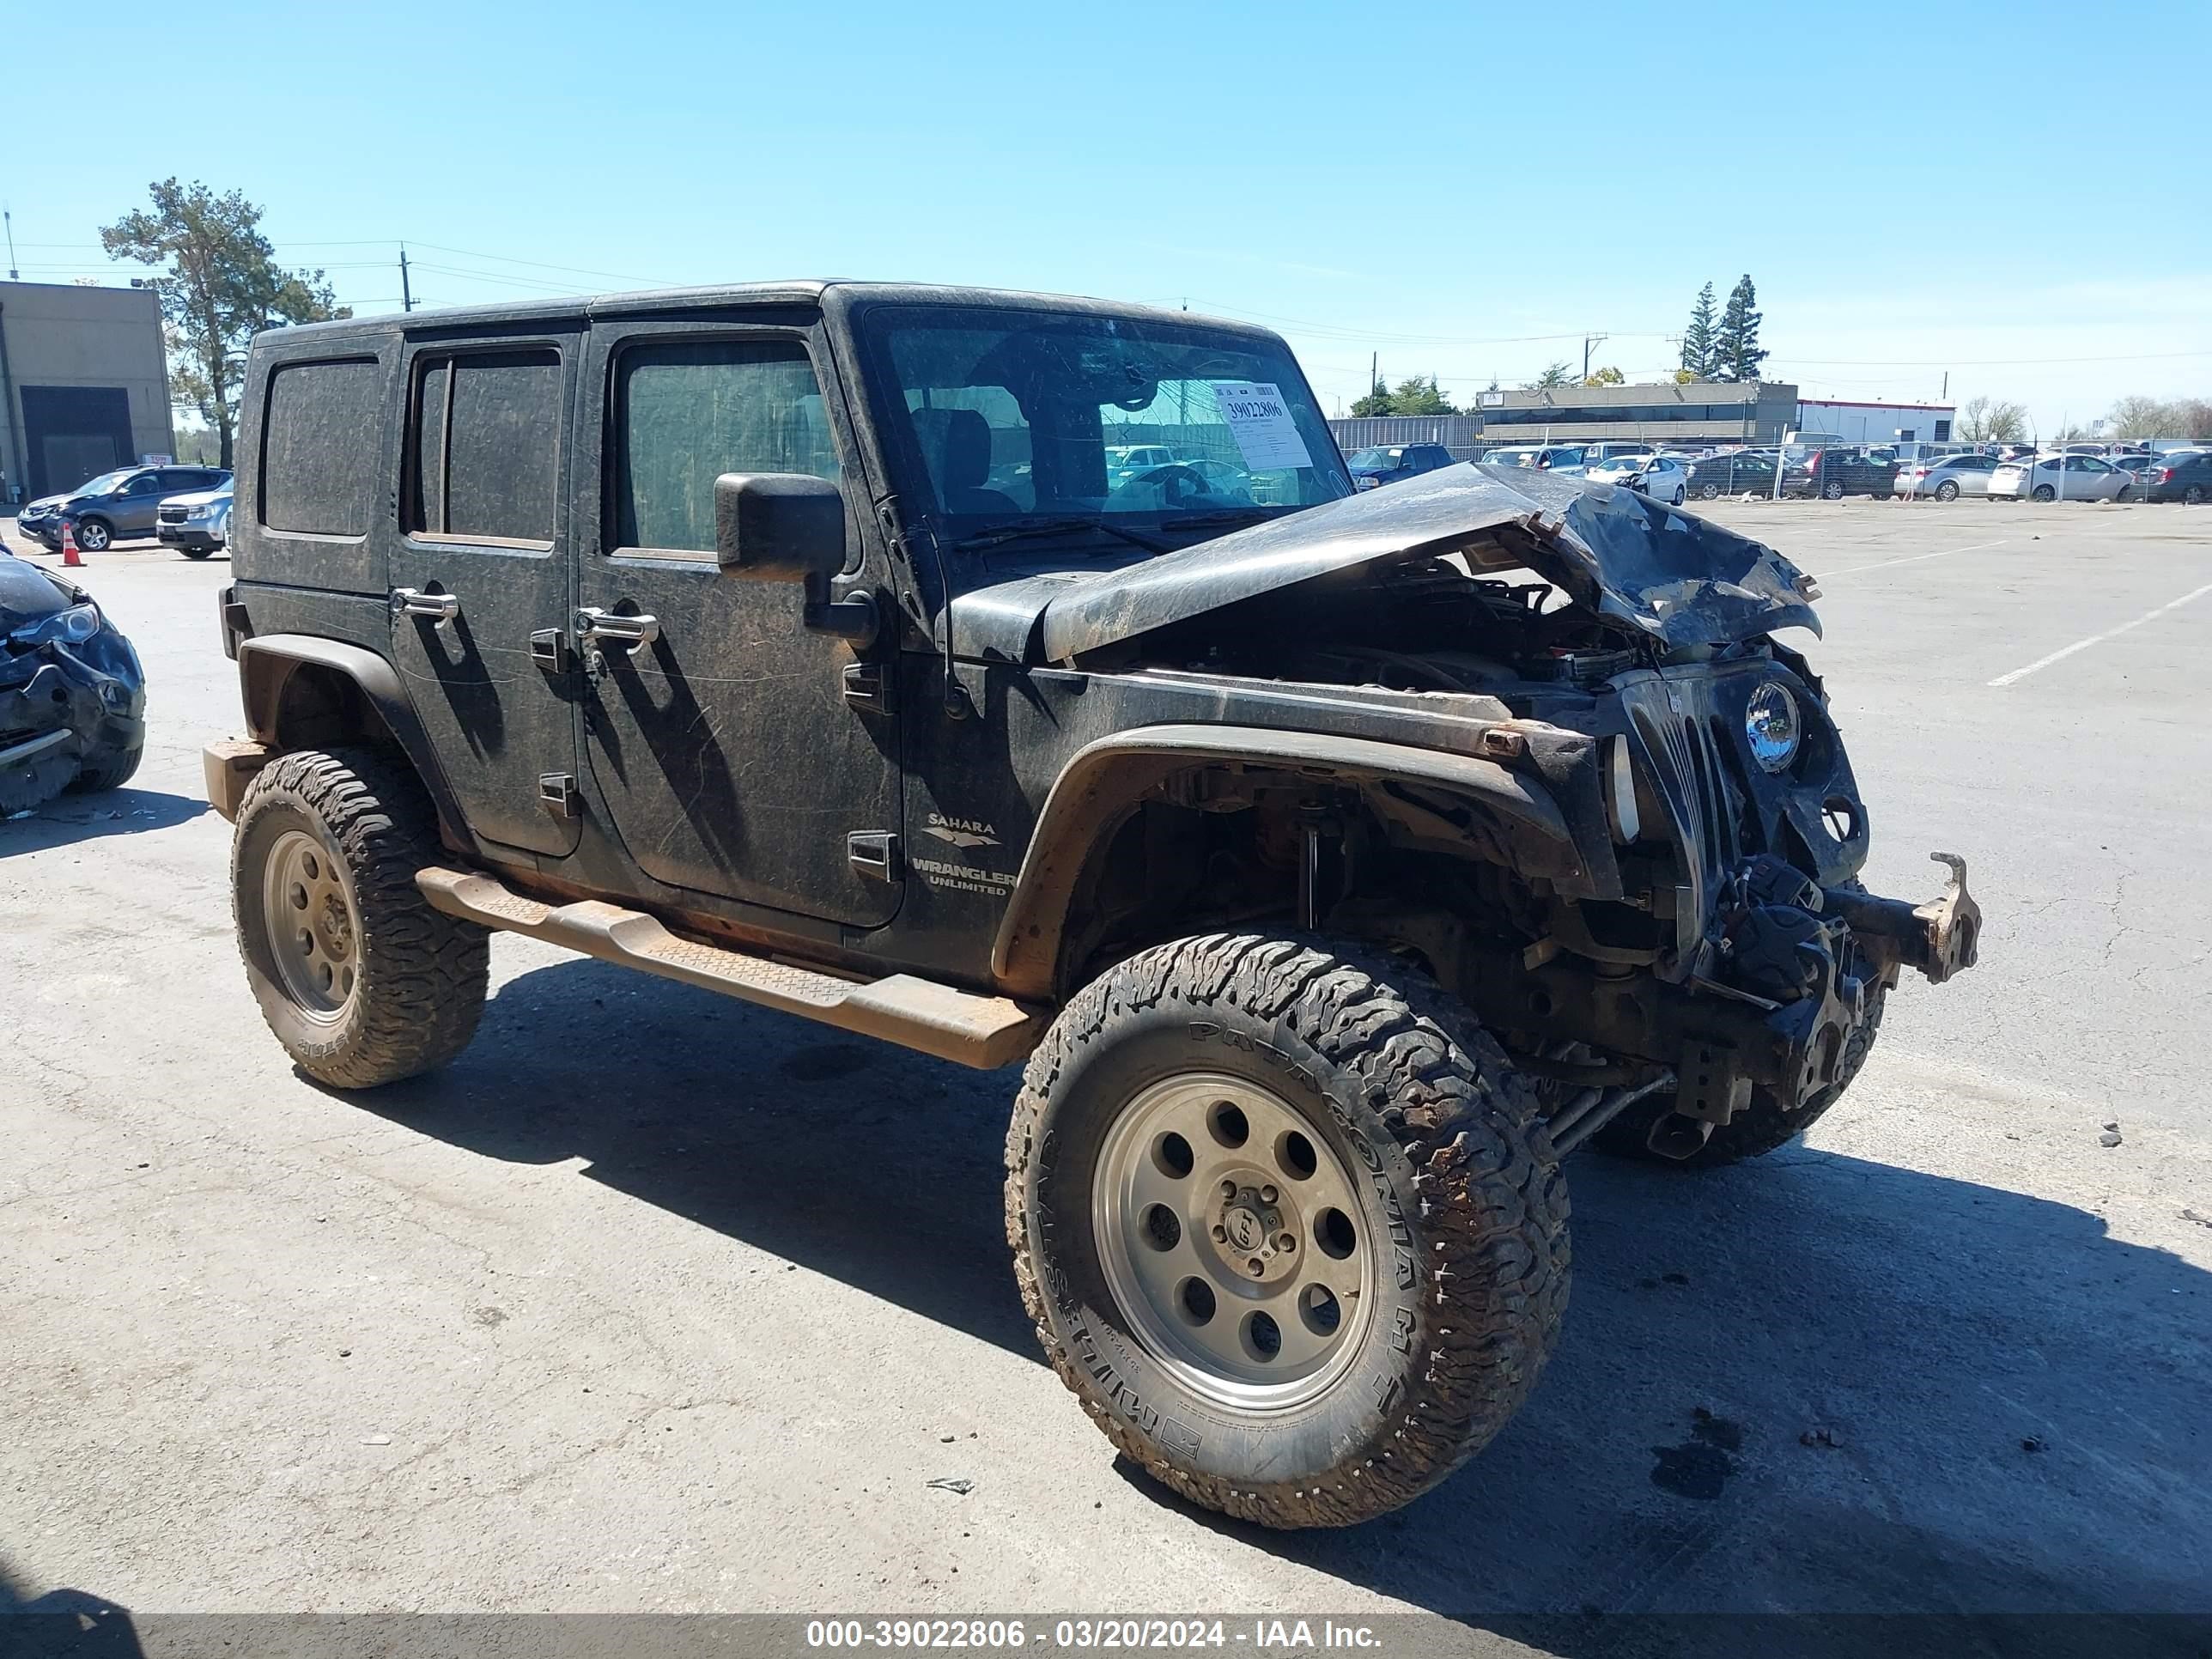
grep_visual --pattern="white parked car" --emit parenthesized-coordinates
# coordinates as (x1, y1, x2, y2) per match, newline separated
(1987, 453, 2135, 502)
(1585, 453, 1690, 505)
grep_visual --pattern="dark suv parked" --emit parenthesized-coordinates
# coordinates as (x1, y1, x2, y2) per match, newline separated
(204, 282, 1982, 1531)
(1346, 441, 1455, 489)
(16, 465, 231, 553)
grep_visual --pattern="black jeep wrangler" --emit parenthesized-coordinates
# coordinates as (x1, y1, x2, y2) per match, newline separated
(205, 283, 1979, 1529)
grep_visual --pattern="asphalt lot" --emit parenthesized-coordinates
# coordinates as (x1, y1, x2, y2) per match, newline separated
(3, 501, 2209, 1652)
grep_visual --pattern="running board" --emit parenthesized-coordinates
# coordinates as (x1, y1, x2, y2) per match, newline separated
(416, 866, 1043, 1069)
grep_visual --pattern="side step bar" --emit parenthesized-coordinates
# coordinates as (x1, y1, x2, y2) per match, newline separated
(416, 866, 1044, 1070)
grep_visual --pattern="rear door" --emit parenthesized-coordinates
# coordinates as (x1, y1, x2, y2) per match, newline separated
(571, 313, 902, 928)
(386, 328, 583, 859)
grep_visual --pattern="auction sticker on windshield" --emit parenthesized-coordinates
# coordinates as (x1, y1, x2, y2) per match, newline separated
(1209, 381, 1313, 471)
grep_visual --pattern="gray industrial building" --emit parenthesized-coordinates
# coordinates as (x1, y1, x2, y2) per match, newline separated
(1330, 380, 1802, 458)
(0, 280, 177, 505)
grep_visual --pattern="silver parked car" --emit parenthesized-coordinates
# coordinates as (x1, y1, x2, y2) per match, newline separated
(1988, 453, 2135, 502)
(1585, 453, 1690, 505)
(1896, 453, 2002, 501)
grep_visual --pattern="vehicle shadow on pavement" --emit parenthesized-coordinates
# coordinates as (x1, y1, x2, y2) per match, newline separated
(0, 788, 208, 854)
(341, 956, 1043, 1354)
(341, 958, 2212, 1645)
(0, 1559, 144, 1657)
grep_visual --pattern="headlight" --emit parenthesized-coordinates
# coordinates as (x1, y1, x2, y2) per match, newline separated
(185, 506, 212, 520)
(10, 603, 101, 647)
(1745, 681, 1801, 773)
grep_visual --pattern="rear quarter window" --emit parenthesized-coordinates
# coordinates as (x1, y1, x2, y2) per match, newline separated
(261, 359, 380, 537)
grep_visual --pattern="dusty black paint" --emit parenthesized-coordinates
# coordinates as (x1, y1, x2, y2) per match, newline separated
(219, 280, 1975, 1122)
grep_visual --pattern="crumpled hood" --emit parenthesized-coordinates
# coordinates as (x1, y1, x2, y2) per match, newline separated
(953, 463, 1820, 664)
(0, 552, 71, 626)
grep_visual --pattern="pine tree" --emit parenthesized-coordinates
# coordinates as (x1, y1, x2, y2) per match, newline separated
(1350, 376, 1394, 416)
(1713, 275, 1768, 383)
(1680, 283, 1717, 380)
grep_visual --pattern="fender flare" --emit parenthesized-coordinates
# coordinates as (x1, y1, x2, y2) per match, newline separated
(990, 724, 1596, 1000)
(237, 635, 472, 849)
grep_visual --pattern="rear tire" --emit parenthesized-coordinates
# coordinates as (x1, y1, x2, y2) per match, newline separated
(1698, 483, 1722, 501)
(2186, 483, 2207, 506)
(232, 746, 489, 1089)
(1821, 479, 1845, 500)
(1670, 485, 1686, 506)
(1935, 480, 1960, 502)
(1007, 933, 1569, 1528)
(2033, 484, 2057, 502)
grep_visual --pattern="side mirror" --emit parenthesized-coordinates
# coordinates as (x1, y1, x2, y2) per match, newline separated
(711, 471, 878, 647)
(713, 471, 845, 581)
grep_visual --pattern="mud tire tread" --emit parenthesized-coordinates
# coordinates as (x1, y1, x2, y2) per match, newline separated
(233, 746, 488, 1088)
(1005, 932, 1570, 1528)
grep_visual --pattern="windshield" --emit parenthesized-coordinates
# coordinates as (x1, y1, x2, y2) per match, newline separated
(1347, 447, 1404, 469)
(860, 306, 1350, 545)
(72, 470, 134, 497)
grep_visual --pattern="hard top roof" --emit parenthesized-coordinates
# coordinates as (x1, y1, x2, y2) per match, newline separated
(259, 281, 1281, 344)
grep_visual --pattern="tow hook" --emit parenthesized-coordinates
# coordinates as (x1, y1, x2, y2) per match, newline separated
(1913, 853, 1981, 985)
(1822, 853, 1983, 987)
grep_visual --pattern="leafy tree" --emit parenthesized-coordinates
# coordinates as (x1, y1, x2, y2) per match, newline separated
(100, 179, 349, 467)
(1680, 283, 1717, 380)
(1387, 374, 1456, 416)
(1583, 366, 1625, 386)
(1672, 368, 1698, 386)
(1523, 362, 1575, 391)
(1349, 376, 1395, 417)
(1711, 275, 1768, 382)
(1956, 396, 2029, 442)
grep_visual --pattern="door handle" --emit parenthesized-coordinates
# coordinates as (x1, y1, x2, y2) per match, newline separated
(575, 606, 659, 659)
(392, 587, 460, 627)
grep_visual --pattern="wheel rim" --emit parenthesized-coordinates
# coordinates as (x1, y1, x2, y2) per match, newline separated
(79, 522, 109, 550)
(1092, 1072, 1376, 1413)
(259, 828, 362, 1022)
(1937, 483, 1958, 501)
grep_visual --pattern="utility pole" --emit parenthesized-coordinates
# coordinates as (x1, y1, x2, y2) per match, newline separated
(1582, 332, 1608, 382)
(3, 208, 16, 281)
(399, 244, 414, 313)
(1370, 350, 1377, 398)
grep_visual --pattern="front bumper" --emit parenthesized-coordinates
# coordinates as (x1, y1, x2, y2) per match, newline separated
(0, 638, 146, 811)
(13, 520, 60, 550)
(157, 523, 223, 549)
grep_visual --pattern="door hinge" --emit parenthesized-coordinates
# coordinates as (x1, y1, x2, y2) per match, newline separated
(847, 830, 901, 882)
(530, 628, 574, 675)
(538, 773, 581, 818)
(842, 660, 895, 716)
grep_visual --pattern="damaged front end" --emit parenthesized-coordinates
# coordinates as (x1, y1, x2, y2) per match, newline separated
(960, 463, 1983, 1161)
(0, 554, 147, 815)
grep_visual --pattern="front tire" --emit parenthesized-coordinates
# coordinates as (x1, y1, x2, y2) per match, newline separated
(182, 545, 215, 560)
(74, 518, 112, 552)
(233, 747, 489, 1089)
(1596, 987, 1887, 1168)
(70, 743, 143, 793)
(1007, 933, 1569, 1528)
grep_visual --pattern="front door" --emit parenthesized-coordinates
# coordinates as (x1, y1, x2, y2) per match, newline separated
(386, 330, 582, 859)
(573, 317, 901, 929)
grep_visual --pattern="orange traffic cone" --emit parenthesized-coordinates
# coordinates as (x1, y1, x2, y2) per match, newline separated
(60, 520, 83, 568)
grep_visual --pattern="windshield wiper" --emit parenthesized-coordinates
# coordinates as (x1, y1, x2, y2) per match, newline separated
(1160, 507, 1279, 533)
(952, 517, 1170, 556)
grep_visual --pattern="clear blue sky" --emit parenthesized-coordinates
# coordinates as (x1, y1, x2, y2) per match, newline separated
(9, 0, 2208, 434)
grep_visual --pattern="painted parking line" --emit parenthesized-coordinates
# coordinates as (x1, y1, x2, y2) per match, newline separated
(1820, 539, 2008, 577)
(1988, 580, 2212, 688)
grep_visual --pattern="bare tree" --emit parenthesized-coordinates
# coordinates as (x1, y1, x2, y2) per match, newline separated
(1956, 395, 2028, 442)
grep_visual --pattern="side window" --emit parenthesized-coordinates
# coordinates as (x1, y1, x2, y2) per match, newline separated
(407, 349, 563, 545)
(614, 338, 842, 555)
(262, 358, 380, 537)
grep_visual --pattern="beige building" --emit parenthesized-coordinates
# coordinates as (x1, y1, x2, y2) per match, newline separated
(0, 279, 177, 503)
